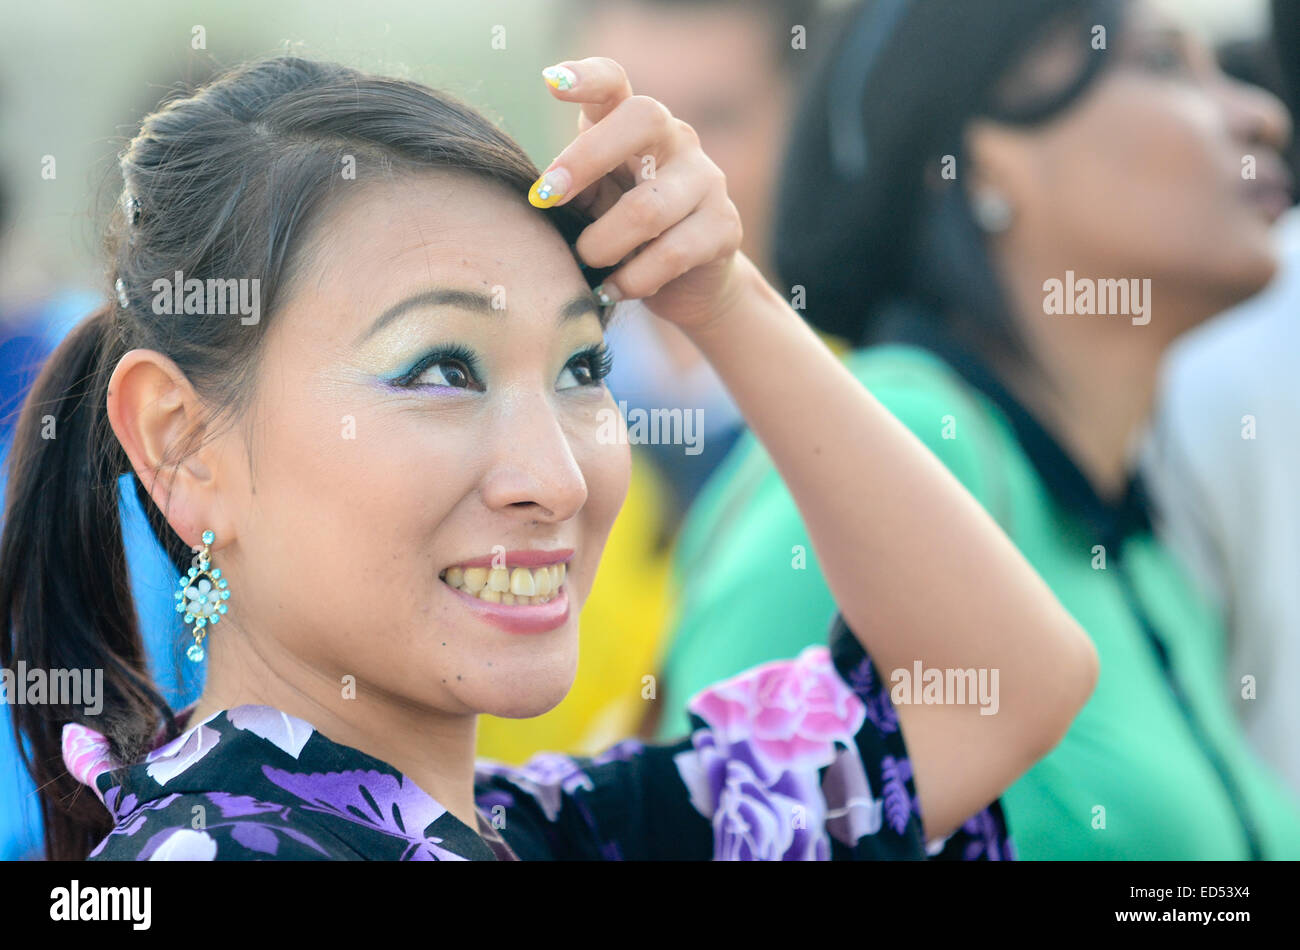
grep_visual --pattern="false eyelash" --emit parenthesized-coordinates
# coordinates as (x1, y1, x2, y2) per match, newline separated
(393, 342, 482, 388)
(570, 342, 614, 383)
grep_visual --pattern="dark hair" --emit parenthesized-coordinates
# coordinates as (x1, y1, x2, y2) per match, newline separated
(773, 0, 1125, 369)
(0, 55, 606, 861)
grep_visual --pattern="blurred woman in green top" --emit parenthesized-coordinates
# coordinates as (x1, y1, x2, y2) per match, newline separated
(657, 0, 1300, 858)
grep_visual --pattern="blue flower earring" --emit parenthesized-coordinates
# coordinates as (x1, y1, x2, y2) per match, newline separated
(175, 529, 230, 663)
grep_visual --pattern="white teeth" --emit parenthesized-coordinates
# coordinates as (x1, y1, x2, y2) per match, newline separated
(444, 558, 568, 604)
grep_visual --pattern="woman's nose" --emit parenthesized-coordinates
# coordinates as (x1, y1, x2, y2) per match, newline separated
(1220, 73, 1293, 154)
(477, 393, 588, 523)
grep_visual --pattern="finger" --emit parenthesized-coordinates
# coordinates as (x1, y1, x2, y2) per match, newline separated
(541, 57, 634, 128)
(573, 158, 714, 269)
(566, 174, 625, 219)
(597, 197, 743, 303)
(528, 95, 684, 210)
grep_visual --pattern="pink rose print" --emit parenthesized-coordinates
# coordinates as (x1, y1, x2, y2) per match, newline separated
(686, 645, 866, 781)
(61, 722, 119, 805)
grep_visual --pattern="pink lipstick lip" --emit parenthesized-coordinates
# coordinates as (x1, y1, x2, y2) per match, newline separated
(445, 548, 574, 571)
(1246, 181, 1293, 222)
(1243, 162, 1295, 215)
(445, 583, 571, 634)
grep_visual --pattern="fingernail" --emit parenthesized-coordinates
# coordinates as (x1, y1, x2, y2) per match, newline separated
(528, 167, 571, 208)
(594, 283, 622, 306)
(542, 64, 578, 91)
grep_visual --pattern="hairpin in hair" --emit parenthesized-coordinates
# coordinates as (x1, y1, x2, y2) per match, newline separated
(122, 192, 141, 226)
(115, 277, 130, 309)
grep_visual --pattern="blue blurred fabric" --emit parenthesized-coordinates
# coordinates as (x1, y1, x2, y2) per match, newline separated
(0, 291, 203, 859)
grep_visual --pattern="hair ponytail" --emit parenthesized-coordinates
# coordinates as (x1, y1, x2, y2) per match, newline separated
(0, 302, 177, 861)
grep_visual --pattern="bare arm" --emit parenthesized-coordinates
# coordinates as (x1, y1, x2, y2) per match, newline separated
(535, 56, 1098, 842)
(682, 255, 1098, 841)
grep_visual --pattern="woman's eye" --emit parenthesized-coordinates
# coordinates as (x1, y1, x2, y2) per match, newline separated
(413, 359, 480, 390)
(556, 361, 594, 391)
(1137, 44, 1188, 74)
(557, 347, 613, 391)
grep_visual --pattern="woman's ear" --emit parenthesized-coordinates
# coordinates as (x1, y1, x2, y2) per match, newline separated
(963, 118, 1044, 234)
(965, 119, 1026, 194)
(105, 348, 227, 548)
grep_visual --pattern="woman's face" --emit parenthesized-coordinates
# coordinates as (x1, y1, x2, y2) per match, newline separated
(975, 0, 1293, 333)
(214, 169, 630, 719)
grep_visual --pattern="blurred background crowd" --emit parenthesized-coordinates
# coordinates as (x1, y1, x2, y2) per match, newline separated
(3, 0, 1299, 860)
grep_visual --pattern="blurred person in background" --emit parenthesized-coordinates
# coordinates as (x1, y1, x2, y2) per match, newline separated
(476, 0, 819, 762)
(658, 0, 1300, 858)
(1144, 0, 1300, 798)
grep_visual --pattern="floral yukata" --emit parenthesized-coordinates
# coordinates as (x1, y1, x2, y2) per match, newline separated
(63, 616, 1014, 860)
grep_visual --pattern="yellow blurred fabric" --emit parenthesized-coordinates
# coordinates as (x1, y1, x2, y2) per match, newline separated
(475, 450, 675, 764)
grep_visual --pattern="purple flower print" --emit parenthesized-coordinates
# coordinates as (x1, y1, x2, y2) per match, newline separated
(590, 739, 645, 766)
(475, 789, 515, 813)
(687, 645, 866, 783)
(205, 791, 291, 820)
(102, 785, 133, 823)
(102, 785, 162, 826)
(146, 828, 217, 861)
(822, 742, 885, 847)
(229, 823, 279, 855)
(673, 645, 879, 861)
(674, 728, 829, 860)
(203, 793, 331, 855)
(144, 724, 220, 786)
(220, 820, 329, 858)
(880, 755, 912, 836)
(847, 657, 899, 734)
(228, 705, 313, 759)
(715, 757, 831, 861)
(712, 759, 794, 860)
(476, 754, 594, 823)
(959, 808, 1011, 861)
(88, 793, 184, 858)
(263, 767, 465, 860)
(137, 819, 330, 860)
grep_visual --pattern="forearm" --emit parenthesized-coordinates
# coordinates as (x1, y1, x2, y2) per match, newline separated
(685, 256, 1098, 837)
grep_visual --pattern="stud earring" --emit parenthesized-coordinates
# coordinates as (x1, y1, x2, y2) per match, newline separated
(972, 188, 1015, 233)
(175, 529, 230, 663)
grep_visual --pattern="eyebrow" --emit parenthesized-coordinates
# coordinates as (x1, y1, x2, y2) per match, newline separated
(1126, 22, 1192, 50)
(354, 287, 604, 346)
(1136, 26, 1188, 44)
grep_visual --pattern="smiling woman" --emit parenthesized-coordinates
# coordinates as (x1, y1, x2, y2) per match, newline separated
(0, 54, 1097, 861)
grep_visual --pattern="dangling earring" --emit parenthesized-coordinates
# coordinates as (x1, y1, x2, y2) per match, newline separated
(175, 529, 230, 663)
(972, 187, 1015, 233)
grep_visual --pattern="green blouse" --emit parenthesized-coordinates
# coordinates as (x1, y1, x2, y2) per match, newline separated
(657, 342, 1300, 859)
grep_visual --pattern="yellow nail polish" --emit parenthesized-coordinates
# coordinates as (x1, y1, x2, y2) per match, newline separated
(528, 168, 569, 209)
